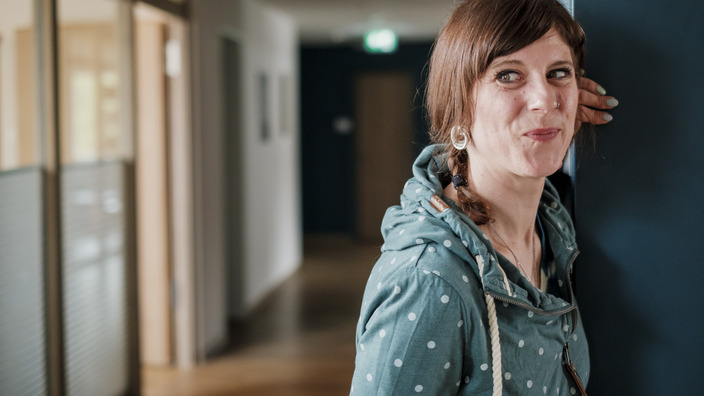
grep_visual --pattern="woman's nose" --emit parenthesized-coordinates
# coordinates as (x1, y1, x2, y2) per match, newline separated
(527, 79, 558, 113)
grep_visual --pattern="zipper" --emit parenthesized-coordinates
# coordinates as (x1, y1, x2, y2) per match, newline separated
(484, 249, 580, 317)
(563, 342, 589, 396)
(566, 250, 580, 333)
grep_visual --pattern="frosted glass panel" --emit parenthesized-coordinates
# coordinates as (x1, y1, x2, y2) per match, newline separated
(0, 169, 46, 396)
(61, 163, 129, 396)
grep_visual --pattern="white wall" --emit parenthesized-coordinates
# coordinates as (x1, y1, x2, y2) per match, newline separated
(240, 0, 301, 313)
(190, 0, 301, 359)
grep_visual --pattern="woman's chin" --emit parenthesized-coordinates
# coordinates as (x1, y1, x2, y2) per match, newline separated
(522, 159, 565, 179)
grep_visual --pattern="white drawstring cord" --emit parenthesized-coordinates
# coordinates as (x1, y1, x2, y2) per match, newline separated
(476, 255, 503, 396)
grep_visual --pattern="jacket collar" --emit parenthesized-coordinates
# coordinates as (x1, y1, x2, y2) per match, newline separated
(393, 144, 580, 314)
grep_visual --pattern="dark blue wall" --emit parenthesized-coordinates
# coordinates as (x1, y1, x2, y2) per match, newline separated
(574, 1, 704, 394)
(300, 43, 432, 235)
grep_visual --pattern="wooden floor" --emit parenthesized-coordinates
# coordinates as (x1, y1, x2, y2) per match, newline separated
(142, 235, 380, 396)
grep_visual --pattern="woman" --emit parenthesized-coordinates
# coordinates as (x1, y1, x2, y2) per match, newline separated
(350, 0, 618, 395)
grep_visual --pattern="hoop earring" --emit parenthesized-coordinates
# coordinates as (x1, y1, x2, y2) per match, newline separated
(450, 126, 468, 150)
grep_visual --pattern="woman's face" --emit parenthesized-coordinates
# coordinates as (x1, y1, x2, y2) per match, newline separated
(468, 29, 579, 181)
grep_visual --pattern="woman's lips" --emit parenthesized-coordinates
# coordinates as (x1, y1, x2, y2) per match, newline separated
(525, 128, 559, 142)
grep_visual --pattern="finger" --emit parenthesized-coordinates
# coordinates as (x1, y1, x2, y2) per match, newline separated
(578, 105, 613, 125)
(578, 76, 607, 96)
(579, 89, 619, 110)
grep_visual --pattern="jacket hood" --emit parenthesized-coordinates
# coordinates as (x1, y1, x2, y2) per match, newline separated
(380, 144, 579, 313)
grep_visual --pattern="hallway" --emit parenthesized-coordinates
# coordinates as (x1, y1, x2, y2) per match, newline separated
(142, 236, 379, 396)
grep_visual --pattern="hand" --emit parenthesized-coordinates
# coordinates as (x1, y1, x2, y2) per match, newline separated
(577, 76, 619, 129)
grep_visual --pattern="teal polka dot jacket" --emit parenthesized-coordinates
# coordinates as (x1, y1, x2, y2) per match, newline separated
(351, 145, 589, 395)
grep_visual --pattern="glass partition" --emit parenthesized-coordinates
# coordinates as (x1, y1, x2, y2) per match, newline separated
(57, 0, 132, 394)
(58, 0, 125, 165)
(1, 1, 40, 170)
(1, 1, 137, 394)
(0, 1, 48, 395)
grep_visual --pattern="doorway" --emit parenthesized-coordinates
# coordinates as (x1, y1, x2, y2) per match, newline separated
(134, 2, 193, 368)
(355, 71, 414, 242)
(221, 36, 245, 318)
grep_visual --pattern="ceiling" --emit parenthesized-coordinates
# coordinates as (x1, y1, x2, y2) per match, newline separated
(257, 0, 459, 44)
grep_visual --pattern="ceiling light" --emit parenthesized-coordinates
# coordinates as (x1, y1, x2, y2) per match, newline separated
(363, 29, 398, 54)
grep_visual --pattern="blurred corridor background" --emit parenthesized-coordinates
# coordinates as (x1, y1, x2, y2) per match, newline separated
(1, 0, 702, 395)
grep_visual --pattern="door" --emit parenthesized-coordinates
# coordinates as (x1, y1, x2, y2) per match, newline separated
(135, 11, 172, 366)
(135, 2, 196, 369)
(355, 72, 413, 242)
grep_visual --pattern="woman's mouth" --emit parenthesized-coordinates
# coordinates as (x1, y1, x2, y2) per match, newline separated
(525, 128, 559, 142)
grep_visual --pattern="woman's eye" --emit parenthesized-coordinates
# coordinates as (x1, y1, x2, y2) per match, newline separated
(548, 68, 572, 79)
(496, 71, 520, 83)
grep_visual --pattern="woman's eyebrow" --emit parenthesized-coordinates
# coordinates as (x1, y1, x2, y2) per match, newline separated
(548, 60, 575, 68)
(490, 59, 524, 69)
(490, 59, 574, 70)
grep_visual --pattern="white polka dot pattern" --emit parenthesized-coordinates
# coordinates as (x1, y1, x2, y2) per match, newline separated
(351, 177, 589, 395)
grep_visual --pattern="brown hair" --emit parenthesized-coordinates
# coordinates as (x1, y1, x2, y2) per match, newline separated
(426, 0, 586, 224)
